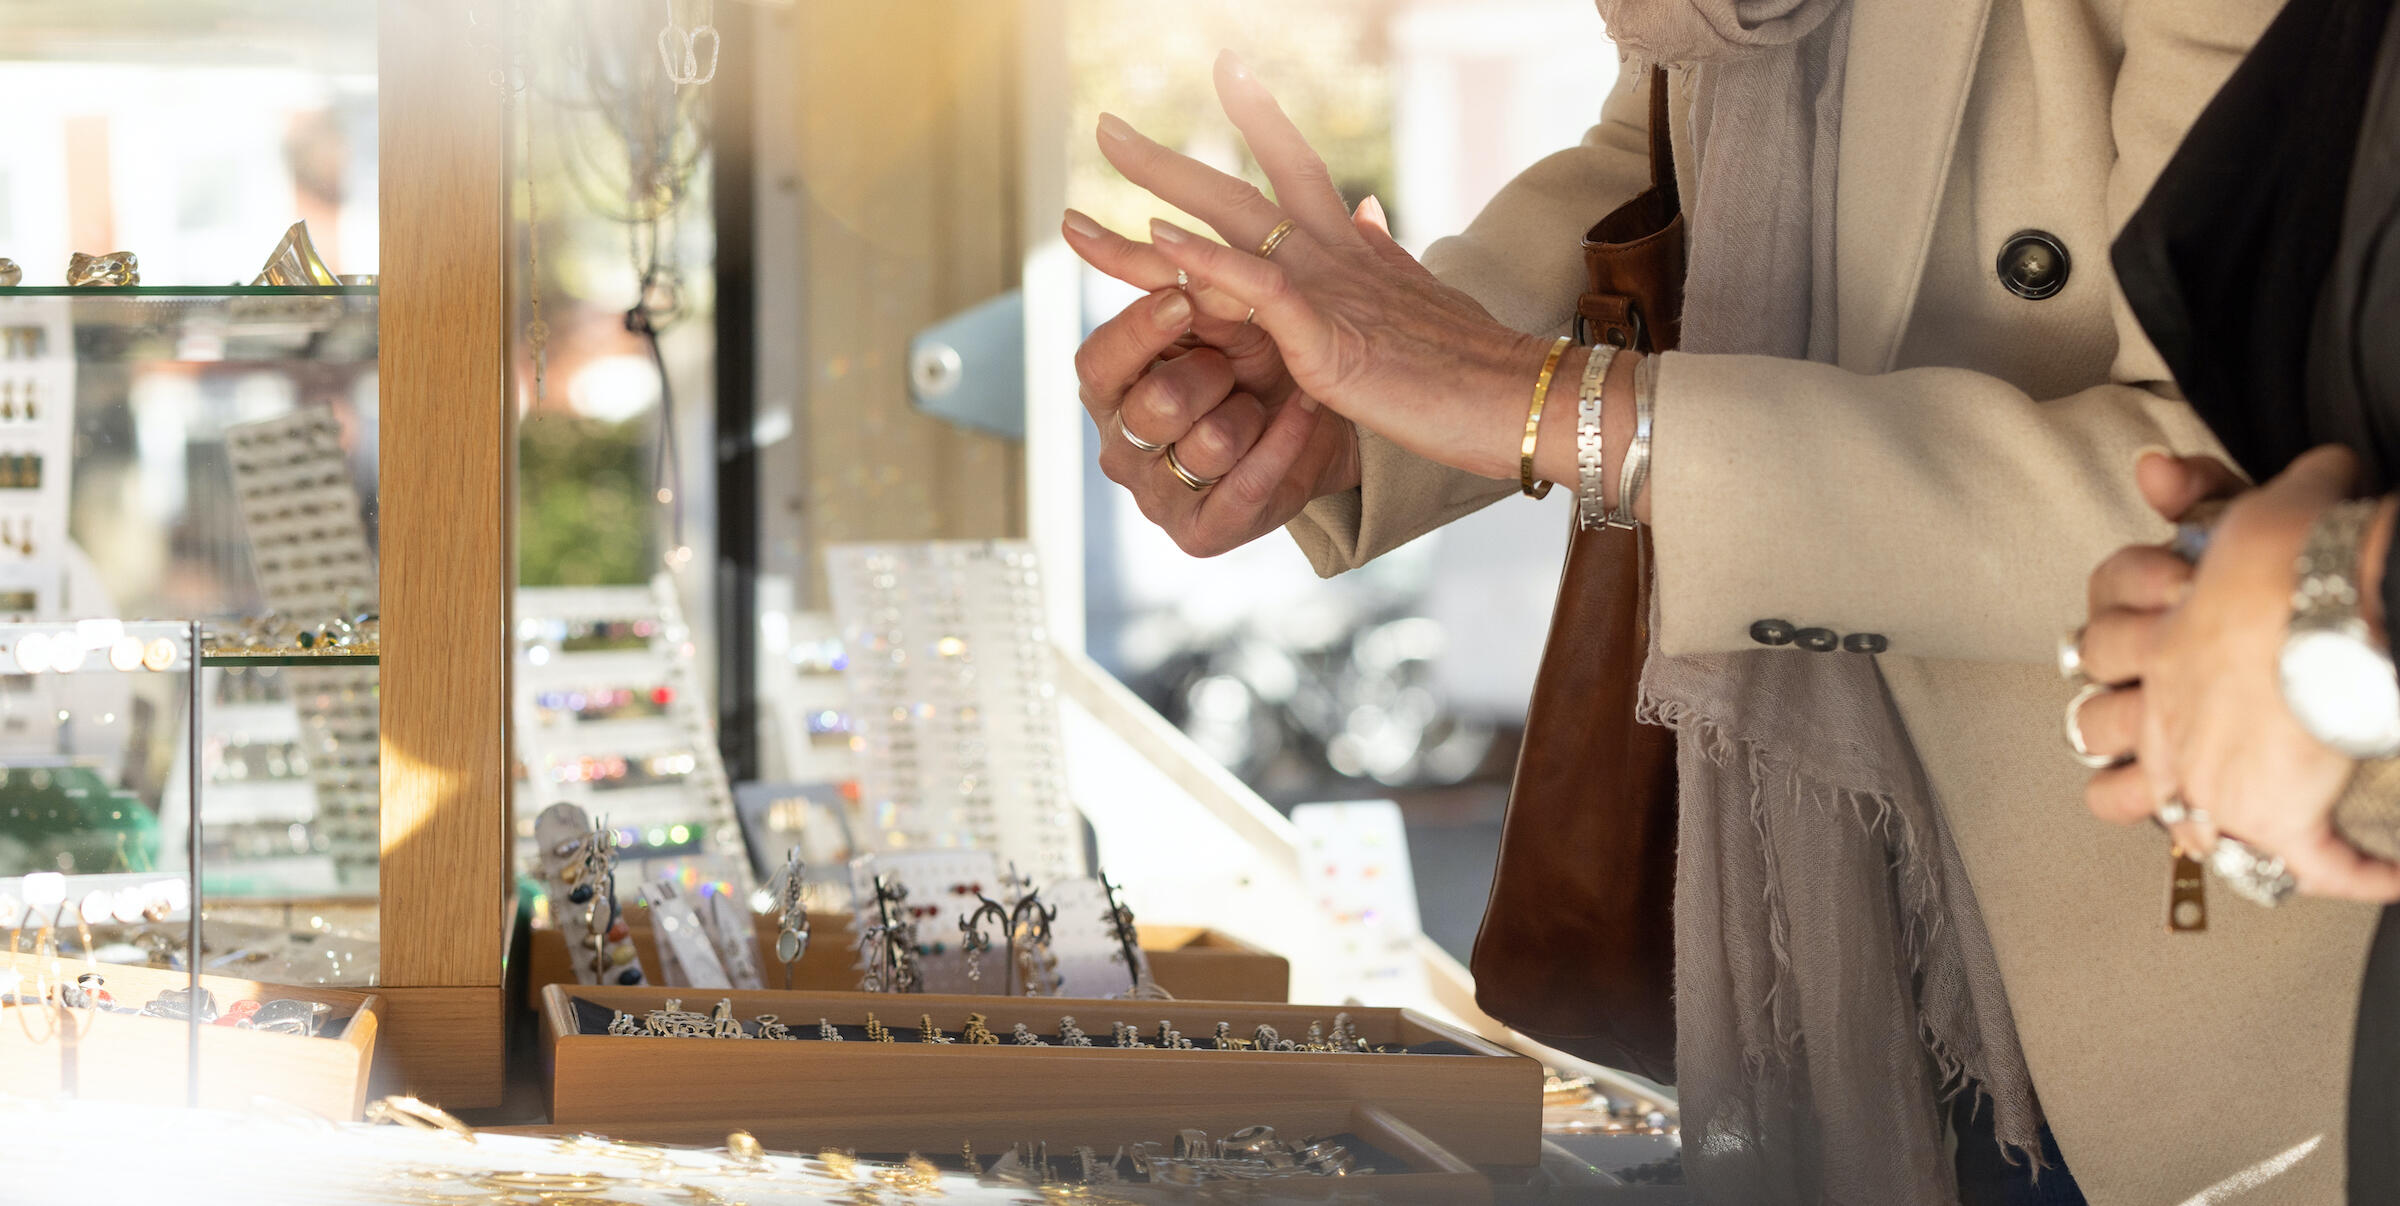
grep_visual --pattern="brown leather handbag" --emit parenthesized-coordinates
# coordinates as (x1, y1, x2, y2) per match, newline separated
(1469, 67, 1685, 1083)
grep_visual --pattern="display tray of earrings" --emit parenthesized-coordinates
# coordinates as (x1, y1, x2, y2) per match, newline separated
(493, 1099, 1492, 1203)
(525, 911, 1290, 1005)
(539, 986, 1542, 1166)
(0, 960, 379, 1121)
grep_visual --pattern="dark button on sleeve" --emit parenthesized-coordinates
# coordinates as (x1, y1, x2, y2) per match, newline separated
(1750, 619, 1797, 646)
(1794, 627, 1839, 652)
(1842, 632, 1889, 654)
(1997, 230, 2070, 300)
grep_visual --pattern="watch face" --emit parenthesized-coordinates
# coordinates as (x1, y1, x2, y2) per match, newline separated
(2281, 628, 2400, 758)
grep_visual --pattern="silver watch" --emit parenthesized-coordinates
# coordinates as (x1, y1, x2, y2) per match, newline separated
(2279, 498, 2400, 759)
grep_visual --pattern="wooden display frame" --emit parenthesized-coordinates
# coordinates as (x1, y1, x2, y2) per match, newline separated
(368, 0, 514, 1107)
(0, 962, 380, 1120)
(525, 911, 1290, 1004)
(539, 985, 1541, 1166)
(495, 1099, 1490, 1202)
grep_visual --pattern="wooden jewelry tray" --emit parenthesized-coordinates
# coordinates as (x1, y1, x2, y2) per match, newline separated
(525, 908, 1291, 1002)
(0, 960, 380, 1120)
(495, 1098, 1493, 1203)
(539, 985, 1541, 1166)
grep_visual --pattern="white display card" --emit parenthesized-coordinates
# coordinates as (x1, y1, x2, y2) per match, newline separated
(0, 297, 73, 619)
(1043, 876, 1158, 1000)
(512, 576, 746, 892)
(1290, 800, 1431, 1002)
(223, 408, 382, 886)
(700, 887, 765, 990)
(643, 876, 731, 990)
(824, 541, 1082, 883)
(846, 849, 1002, 995)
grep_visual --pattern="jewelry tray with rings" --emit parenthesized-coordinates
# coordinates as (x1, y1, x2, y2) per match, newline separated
(0, 960, 379, 1120)
(524, 909, 1291, 1005)
(493, 1098, 1494, 1203)
(539, 986, 1542, 1166)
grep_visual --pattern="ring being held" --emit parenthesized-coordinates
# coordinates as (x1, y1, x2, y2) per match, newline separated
(1255, 218, 1298, 260)
(2063, 682, 2131, 770)
(1120, 421, 1166, 454)
(1163, 443, 1222, 491)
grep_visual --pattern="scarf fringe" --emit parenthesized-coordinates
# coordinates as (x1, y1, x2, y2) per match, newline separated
(1639, 692, 2043, 1170)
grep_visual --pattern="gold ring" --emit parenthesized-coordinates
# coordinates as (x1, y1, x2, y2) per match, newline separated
(1164, 443, 1222, 491)
(1256, 219, 1298, 259)
(1120, 421, 1166, 454)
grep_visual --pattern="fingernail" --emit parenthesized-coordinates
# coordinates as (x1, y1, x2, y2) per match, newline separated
(2132, 444, 2174, 471)
(1097, 112, 1135, 142)
(1150, 218, 1195, 246)
(1154, 290, 1192, 328)
(1219, 50, 1252, 81)
(1062, 209, 1103, 239)
(1357, 194, 1388, 226)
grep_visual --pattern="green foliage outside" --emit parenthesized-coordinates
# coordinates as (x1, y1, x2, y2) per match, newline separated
(519, 414, 653, 586)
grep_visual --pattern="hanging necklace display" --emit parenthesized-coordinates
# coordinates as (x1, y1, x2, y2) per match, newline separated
(855, 876, 921, 995)
(1099, 876, 1169, 1001)
(771, 846, 808, 989)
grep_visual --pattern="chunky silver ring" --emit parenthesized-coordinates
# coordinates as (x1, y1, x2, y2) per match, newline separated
(1163, 443, 1221, 491)
(2057, 626, 2088, 683)
(2209, 835, 2297, 907)
(2155, 796, 2192, 826)
(1120, 422, 1166, 454)
(2063, 682, 2131, 769)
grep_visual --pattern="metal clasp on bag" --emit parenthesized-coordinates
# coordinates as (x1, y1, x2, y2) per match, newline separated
(1572, 303, 1645, 352)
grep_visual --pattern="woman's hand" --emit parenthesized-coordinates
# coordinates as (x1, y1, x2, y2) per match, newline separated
(2078, 446, 2400, 901)
(1094, 51, 1564, 483)
(1061, 210, 1362, 558)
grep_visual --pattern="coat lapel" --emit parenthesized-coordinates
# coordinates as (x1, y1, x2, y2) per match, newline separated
(1835, 0, 1997, 373)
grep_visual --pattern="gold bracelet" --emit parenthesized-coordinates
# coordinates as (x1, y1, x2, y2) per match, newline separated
(1520, 336, 1571, 499)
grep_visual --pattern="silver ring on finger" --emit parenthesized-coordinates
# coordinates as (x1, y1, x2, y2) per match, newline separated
(1176, 269, 1189, 289)
(2056, 626, 2089, 684)
(2208, 835, 2297, 907)
(1120, 422, 1167, 455)
(2063, 682, 2132, 770)
(2155, 795, 2193, 826)
(1163, 443, 1222, 492)
(1242, 308, 1256, 326)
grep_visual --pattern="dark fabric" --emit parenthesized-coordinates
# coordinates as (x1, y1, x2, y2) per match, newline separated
(1952, 1091, 2087, 1206)
(2111, 0, 2396, 488)
(2356, 905, 2400, 1196)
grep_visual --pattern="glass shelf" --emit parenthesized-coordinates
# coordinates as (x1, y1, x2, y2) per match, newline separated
(0, 286, 377, 366)
(0, 286, 375, 298)
(200, 652, 379, 668)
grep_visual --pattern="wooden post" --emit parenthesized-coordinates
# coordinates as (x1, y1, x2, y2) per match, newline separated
(373, 0, 513, 1106)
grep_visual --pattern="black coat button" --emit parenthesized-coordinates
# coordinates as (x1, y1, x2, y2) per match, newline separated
(1794, 627, 1839, 652)
(1750, 619, 1796, 646)
(1843, 632, 1889, 654)
(1997, 230, 2070, 300)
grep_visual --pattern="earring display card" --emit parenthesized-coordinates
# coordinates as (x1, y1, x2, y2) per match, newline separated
(1290, 801, 1430, 1002)
(847, 849, 1000, 995)
(824, 541, 1081, 884)
(642, 876, 732, 990)
(514, 577, 747, 892)
(0, 299, 76, 619)
(1041, 877, 1159, 1000)
(223, 408, 381, 885)
(534, 803, 647, 988)
(539, 984, 1541, 1167)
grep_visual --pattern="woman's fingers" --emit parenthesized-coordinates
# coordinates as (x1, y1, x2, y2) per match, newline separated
(1062, 209, 1181, 292)
(1149, 218, 1337, 387)
(2280, 826, 2400, 903)
(1096, 112, 1321, 266)
(2134, 451, 2248, 521)
(1191, 389, 1324, 555)
(2084, 763, 2155, 825)
(2072, 684, 2143, 761)
(2088, 545, 2192, 614)
(2077, 607, 2160, 688)
(1352, 195, 1435, 279)
(1164, 392, 1270, 483)
(1121, 348, 1237, 450)
(1074, 289, 1195, 426)
(1212, 51, 1362, 249)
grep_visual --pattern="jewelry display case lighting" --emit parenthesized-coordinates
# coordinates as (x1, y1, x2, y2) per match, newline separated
(539, 985, 1542, 1166)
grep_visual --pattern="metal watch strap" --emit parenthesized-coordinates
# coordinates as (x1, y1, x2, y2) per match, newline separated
(2293, 498, 2380, 623)
(1574, 346, 1618, 531)
(1610, 354, 1657, 528)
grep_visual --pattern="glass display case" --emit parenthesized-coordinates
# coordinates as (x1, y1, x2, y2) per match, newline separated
(0, 0, 513, 1105)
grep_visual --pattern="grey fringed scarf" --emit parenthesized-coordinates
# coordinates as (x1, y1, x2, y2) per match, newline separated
(1588, 1, 2044, 1201)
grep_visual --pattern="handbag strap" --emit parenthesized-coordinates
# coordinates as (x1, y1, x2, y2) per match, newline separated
(1577, 67, 1685, 354)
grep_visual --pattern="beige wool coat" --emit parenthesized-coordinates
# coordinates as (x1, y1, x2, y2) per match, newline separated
(1290, 0, 2377, 1200)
